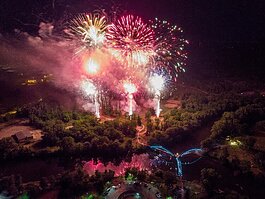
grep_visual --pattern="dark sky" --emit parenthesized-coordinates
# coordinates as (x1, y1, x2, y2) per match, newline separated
(0, 0, 264, 43)
(116, 0, 265, 43)
(0, 0, 264, 75)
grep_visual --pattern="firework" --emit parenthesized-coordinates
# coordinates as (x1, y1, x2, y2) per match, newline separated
(123, 82, 137, 118)
(81, 48, 114, 78)
(151, 18, 188, 81)
(69, 12, 189, 117)
(106, 15, 155, 67)
(84, 58, 100, 74)
(94, 91, 100, 118)
(150, 74, 164, 117)
(70, 13, 108, 50)
(150, 74, 164, 92)
(81, 79, 96, 95)
(81, 79, 100, 118)
(123, 82, 137, 94)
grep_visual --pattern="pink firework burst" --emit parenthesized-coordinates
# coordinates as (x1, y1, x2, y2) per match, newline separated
(106, 15, 155, 67)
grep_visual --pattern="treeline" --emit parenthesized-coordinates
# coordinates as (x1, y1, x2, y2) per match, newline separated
(202, 96, 265, 148)
(0, 167, 115, 199)
(0, 137, 33, 160)
(59, 168, 114, 198)
(0, 102, 138, 160)
(0, 166, 178, 199)
(149, 92, 257, 146)
(199, 95, 265, 189)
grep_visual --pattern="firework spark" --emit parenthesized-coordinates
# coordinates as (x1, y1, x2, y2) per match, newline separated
(123, 81, 137, 117)
(81, 79, 100, 118)
(94, 91, 100, 118)
(70, 13, 108, 50)
(106, 15, 155, 67)
(123, 82, 137, 94)
(150, 74, 164, 117)
(150, 74, 164, 92)
(81, 79, 97, 95)
(85, 58, 100, 74)
(151, 18, 188, 81)
(68, 12, 189, 116)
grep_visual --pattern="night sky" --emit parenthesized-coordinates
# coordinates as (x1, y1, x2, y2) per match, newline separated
(0, 0, 264, 42)
(118, 0, 265, 43)
(0, 0, 265, 73)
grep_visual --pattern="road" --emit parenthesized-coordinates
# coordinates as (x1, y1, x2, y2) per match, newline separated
(136, 125, 148, 146)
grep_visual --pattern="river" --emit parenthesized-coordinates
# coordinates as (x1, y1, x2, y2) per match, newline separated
(0, 120, 263, 198)
(0, 122, 214, 183)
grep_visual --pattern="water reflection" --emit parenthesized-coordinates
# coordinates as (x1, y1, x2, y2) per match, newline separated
(83, 154, 151, 176)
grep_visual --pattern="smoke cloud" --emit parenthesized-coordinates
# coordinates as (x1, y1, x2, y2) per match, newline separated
(0, 21, 152, 113)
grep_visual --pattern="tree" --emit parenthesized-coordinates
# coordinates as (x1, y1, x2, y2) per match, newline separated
(145, 111, 151, 121)
(0, 137, 19, 160)
(119, 121, 136, 137)
(60, 136, 76, 154)
(62, 112, 72, 122)
(239, 160, 251, 174)
(40, 177, 49, 190)
(146, 121, 153, 133)
(201, 168, 221, 196)
(201, 138, 213, 149)
(154, 118, 160, 129)
(137, 115, 142, 126)
(243, 136, 256, 149)
(42, 132, 59, 146)
(103, 127, 124, 141)
(254, 152, 265, 169)
(163, 171, 176, 185)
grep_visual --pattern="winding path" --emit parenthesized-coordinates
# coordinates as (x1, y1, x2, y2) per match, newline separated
(136, 125, 148, 146)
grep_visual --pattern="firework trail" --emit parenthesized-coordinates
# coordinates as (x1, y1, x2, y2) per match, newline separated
(81, 78, 100, 118)
(150, 74, 164, 117)
(94, 90, 100, 118)
(123, 81, 137, 118)
(106, 15, 155, 67)
(151, 18, 188, 81)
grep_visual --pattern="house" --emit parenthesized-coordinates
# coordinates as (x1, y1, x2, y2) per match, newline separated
(12, 131, 33, 143)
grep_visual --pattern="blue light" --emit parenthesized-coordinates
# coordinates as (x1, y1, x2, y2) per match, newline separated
(149, 145, 204, 177)
(180, 148, 203, 157)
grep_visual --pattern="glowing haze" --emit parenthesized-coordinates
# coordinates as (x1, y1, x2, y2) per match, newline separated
(83, 154, 151, 177)
(85, 58, 99, 74)
(0, 9, 188, 118)
(123, 82, 137, 117)
(150, 74, 165, 117)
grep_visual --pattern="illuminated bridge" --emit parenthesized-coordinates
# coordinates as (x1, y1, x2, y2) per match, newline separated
(149, 145, 204, 177)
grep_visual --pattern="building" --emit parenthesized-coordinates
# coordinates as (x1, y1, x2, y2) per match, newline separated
(12, 131, 33, 143)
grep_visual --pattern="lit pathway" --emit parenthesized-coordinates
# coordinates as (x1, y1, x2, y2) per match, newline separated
(136, 125, 148, 146)
(105, 181, 161, 199)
